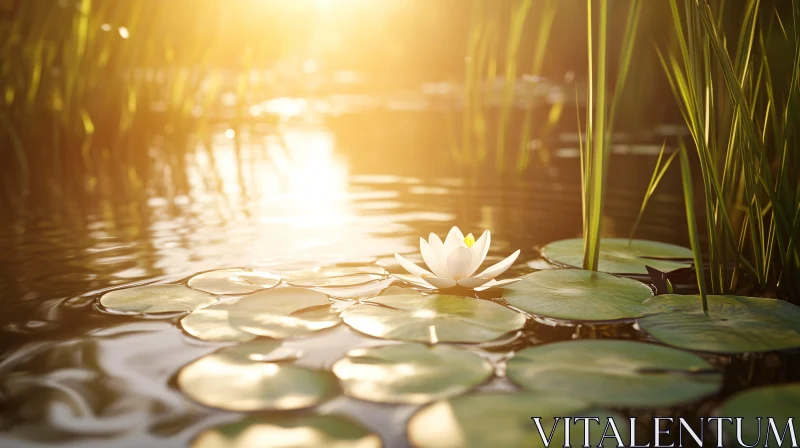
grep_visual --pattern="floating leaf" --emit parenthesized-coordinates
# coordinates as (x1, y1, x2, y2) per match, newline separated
(178, 353, 337, 411)
(217, 339, 302, 362)
(100, 284, 216, 314)
(332, 343, 493, 404)
(379, 285, 417, 296)
(192, 414, 382, 448)
(284, 265, 388, 287)
(187, 268, 280, 295)
(475, 278, 521, 291)
(408, 393, 627, 448)
(502, 269, 653, 321)
(228, 287, 341, 339)
(291, 274, 386, 287)
(181, 302, 256, 342)
(718, 383, 800, 447)
(391, 273, 436, 289)
(542, 238, 692, 274)
(638, 294, 800, 353)
(507, 340, 721, 407)
(311, 277, 394, 300)
(341, 294, 525, 343)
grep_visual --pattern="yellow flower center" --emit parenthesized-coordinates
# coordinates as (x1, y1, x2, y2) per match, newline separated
(464, 233, 475, 248)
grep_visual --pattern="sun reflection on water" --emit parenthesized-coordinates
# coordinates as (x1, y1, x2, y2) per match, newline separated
(180, 126, 404, 268)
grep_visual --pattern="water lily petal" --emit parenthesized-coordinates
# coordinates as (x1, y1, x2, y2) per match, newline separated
(442, 226, 466, 257)
(421, 275, 458, 289)
(474, 277, 521, 291)
(468, 230, 491, 275)
(394, 253, 433, 277)
(392, 274, 436, 289)
(475, 249, 521, 279)
(446, 246, 473, 280)
(457, 277, 492, 288)
(420, 237, 450, 278)
(428, 232, 444, 250)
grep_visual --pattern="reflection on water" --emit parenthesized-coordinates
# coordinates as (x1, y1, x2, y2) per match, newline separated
(0, 122, 710, 447)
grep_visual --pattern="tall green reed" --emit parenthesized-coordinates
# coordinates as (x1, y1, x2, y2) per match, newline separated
(655, 0, 800, 301)
(580, 0, 642, 270)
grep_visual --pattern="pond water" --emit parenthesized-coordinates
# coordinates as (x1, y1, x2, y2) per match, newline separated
(1, 115, 797, 447)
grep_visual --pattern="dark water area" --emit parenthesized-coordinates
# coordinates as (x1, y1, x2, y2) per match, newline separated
(0, 106, 796, 448)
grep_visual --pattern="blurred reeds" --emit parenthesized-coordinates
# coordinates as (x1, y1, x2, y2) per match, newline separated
(459, 0, 560, 172)
(0, 1, 300, 213)
(3, 1, 193, 211)
(656, 0, 800, 301)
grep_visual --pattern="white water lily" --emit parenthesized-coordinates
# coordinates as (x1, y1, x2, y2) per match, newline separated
(394, 227, 521, 291)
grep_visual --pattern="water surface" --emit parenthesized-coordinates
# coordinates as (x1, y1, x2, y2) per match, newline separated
(2, 120, 785, 448)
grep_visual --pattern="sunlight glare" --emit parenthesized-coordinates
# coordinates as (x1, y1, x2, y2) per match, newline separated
(302, 59, 318, 74)
(263, 97, 307, 119)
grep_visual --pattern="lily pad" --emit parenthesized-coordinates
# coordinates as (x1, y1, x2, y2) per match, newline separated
(311, 277, 395, 300)
(228, 287, 341, 339)
(192, 414, 382, 448)
(178, 353, 338, 411)
(502, 269, 653, 321)
(332, 343, 493, 404)
(718, 383, 800, 447)
(379, 285, 416, 296)
(192, 414, 380, 448)
(638, 294, 800, 353)
(100, 284, 217, 314)
(284, 265, 388, 287)
(541, 238, 692, 274)
(341, 294, 525, 344)
(507, 340, 722, 407)
(217, 339, 303, 362)
(408, 393, 628, 448)
(187, 268, 280, 295)
(180, 302, 256, 342)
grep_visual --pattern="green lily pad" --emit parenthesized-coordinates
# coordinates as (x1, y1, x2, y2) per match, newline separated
(541, 238, 693, 274)
(502, 269, 654, 321)
(311, 277, 395, 300)
(507, 340, 722, 407)
(408, 393, 628, 448)
(718, 383, 800, 447)
(180, 302, 256, 342)
(216, 339, 303, 362)
(228, 287, 341, 339)
(341, 294, 525, 343)
(100, 284, 217, 314)
(378, 285, 415, 296)
(332, 343, 493, 404)
(638, 294, 800, 353)
(192, 414, 382, 448)
(187, 268, 280, 295)
(284, 265, 388, 287)
(177, 353, 338, 411)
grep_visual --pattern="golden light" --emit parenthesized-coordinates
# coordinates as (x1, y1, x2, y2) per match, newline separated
(179, 125, 407, 265)
(262, 97, 307, 119)
(302, 59, 318, 74)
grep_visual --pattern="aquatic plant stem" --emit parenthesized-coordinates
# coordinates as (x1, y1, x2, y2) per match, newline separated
(582, 0, 609, 272)
(679, 144, 708, 315)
